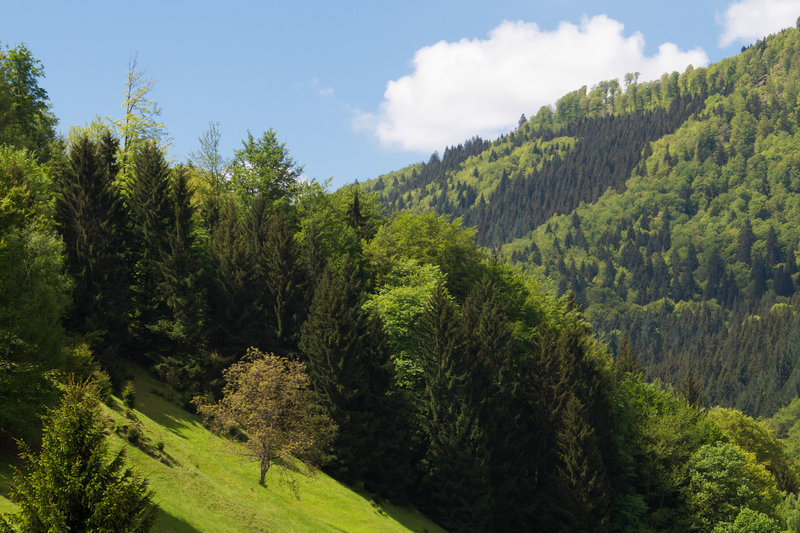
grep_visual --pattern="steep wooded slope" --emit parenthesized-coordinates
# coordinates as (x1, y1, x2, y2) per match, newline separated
(364, 26, 800, 416)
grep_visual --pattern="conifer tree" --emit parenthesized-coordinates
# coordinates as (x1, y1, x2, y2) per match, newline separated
(462, 278, 521, 530)
(0, 380, 156, 532)
(244, 196, 307, 354)
(128, 141, 173, 352)
(615, 334, 642, 383)
(737, 219, 755, 264)
(206, 197, 257, 356)
(153, 166, 205, 355)
(551, 395, 610, 532)
(415, 282, 491, 532)
(298, 259, 392, 484)
(262, 208, 308, 354)
(55, 133, 129, 370)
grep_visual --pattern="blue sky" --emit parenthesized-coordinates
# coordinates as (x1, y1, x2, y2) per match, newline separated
(2, 0, 800, 188)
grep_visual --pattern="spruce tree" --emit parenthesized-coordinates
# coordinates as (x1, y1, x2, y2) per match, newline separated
(54, 133, 130, 371)
(206, 197, 257, 356)
(0, 380, 156, 532)
(615, 334, 642, 383)
(550, 395, 610, 533)
(128, 142, 174, 353)
(244, 196, 307, 354)
(262, 208, 308, 354)
(298, 259, 392, 484)
(415, 282, 491, 532)
(462, 278, 521, 531)
(736, 219, 755, 264)
(152, 166, 206, 355)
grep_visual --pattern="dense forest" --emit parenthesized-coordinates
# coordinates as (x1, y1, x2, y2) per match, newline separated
(5, 25, 800, 533)
(364, 24, 800, 419)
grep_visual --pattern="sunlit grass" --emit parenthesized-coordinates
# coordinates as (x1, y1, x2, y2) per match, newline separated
(0, 368, 444, 532)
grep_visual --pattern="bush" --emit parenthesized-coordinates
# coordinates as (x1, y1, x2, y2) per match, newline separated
(122, 381, 136, 409)
(127, 426, 141, 444)
(92, 369, 113, 404)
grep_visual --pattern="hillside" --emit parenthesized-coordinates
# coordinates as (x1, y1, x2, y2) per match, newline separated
(363, 25, 800, 417)
(0, 368, 444, 533)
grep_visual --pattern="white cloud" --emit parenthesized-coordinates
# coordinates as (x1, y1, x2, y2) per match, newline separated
(355, 15, 708, 153)
(719, 0, 800, 46)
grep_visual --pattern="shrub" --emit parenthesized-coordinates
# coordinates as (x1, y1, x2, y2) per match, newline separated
(122, 381, 136, 409)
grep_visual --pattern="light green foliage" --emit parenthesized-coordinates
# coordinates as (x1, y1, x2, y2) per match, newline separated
(0, 43, 57, 158)
(295, 181, 384, 275)
(778, 492, 800, 533)
(190, 120, 227, 196)
(363, 258, 445, 390)
(230, 129, 302, 208)
(0, 147, 69, 439)
(686, 442, 781, 531)
(116, 57, 167, 183)
(366, 212, 484, 299)
(709, 407, 800, 492)
(711, 508, 781, 533)
(0, 380, 156, 532)
(612, 375, 721, 529)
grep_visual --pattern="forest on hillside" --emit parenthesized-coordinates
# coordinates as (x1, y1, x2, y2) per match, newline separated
(365, 25, 800, 419)
(5, 29, 800, 532)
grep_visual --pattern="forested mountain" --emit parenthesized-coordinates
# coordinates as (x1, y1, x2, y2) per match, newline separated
(364, 24, 800, 418)
(6, 30, 800, 532)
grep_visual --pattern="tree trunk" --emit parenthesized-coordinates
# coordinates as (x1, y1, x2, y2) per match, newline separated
(259, 457, 270, 486)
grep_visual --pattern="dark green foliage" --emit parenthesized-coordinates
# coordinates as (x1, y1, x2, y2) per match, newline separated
(245, 196, 308, 354)
(152, 165, 206, 355)
(615, 334, 642, 383)
(55, 133, 130, 372)
(551, 395, 610, 532)
(533, 318, 613, 531)
(128, 142, 174, 353)
(298, 259, 394, 488)
(415, 282, 491, 531)
(205, 197, 257, 356)
(0, 380, 156, 532)
(122, 380, 136, 409)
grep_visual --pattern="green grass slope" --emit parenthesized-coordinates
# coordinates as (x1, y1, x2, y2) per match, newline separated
(0, 369, 444, 533)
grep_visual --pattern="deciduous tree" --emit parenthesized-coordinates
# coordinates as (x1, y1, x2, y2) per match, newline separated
(193, 349, 334, 486)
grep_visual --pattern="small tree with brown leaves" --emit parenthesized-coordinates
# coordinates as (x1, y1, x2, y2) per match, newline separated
(193, 349, 335, 485)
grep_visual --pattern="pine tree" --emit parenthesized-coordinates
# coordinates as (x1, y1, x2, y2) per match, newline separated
(0, 380, 156, 532)
(128, 142, 174, 353)
(152, 166, 206, 355)
(415, 282, 492, 532)
(54, 133, 130, 371)
(298, 259, 392, 484)
(550, 395, 610, 532)
(736, 219, 755, 264)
